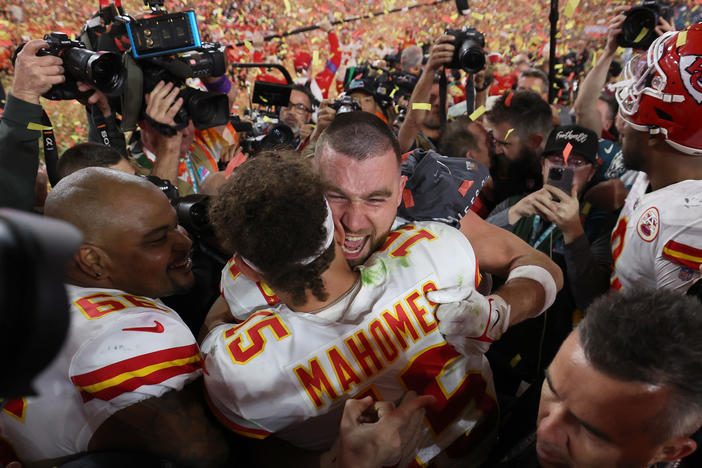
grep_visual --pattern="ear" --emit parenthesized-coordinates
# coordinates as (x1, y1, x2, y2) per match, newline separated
(74, 244, 110, 279)
(585, 165, 597, 184)
(651, 437, 697, 464)
(527, 133, 544, 151)
(396, 175, 408, 207)
(234, 254, 262, 282)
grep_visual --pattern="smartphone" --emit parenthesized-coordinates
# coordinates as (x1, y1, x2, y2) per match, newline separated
(547, 166, 574, 200)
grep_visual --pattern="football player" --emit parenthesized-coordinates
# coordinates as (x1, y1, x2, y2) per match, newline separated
(611, 22, 702, 292)
(203, 151, 499, 466)
(0, 169, 229, 466)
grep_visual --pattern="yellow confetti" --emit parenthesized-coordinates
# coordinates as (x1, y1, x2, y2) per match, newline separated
(469, 105, 486, 121)
(472, 12, 484, 20)
(412, 103, 432, 110)
(27, 122, 52, 131)
(634, 27, 649, 44)
(283, 0, 291, 14)
(564, 0, 580, 18)
(505, 128, 515, 141)
(510, 354, 522, 368)
(312, 50, 320, 67)
(244, 40, 253, 52)
(676, 30, 688, 48)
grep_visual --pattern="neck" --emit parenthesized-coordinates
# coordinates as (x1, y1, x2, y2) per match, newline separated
(420, 124, 440, 140)
(645, 149, 702, 192)
(281, 244, 359, 313)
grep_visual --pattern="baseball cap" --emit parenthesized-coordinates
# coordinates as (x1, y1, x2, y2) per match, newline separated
(543, 125, 599, 165)
(346, 76, 376, 96)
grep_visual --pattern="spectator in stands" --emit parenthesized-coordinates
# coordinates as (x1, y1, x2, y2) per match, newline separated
(485, 90, 554, 205)
(516, 68, 548, 101)
(400, 44, 423, 75)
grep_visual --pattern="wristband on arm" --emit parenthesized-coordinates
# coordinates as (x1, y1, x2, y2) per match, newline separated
(506, 265, 558, 315)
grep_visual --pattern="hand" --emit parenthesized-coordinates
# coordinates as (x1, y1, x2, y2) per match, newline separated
(655, 16, 675, 37)
(319, 18, 333, 33)
(605, 6, 629, 57)
(337, 392, 436, 468)
(11, 39, 65, 104)
(299, 123, 314, 140)
(541, 185, 584, 243)
(426, 287, 511, 355)
(425, 34, 455, 73)
(507, 187, 555, 224)
(77, 82, 112, 117)
(145, 81, 183, 127)
(310, 100, 336, 142)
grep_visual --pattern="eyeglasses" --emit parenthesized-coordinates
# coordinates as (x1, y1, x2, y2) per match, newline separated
(544, 154, 592, 168)
(288, 102, 312, 113)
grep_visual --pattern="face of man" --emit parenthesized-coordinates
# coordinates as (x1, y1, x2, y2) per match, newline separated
(596, 99, 614, 133)
(317, 147, 405, 267)
(620, 119, 648, 172)
(280, 89, 313, 134)
(541, 153, 596, 197)
(518, 76, 548, 101)
(537, 333, 675, 468)
(99, 185, 194, 298)
(350, 91, 378, 115)
(466, 121, 491, 167)
(491, 121, 525, 162)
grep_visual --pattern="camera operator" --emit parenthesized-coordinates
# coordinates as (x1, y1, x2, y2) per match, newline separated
(0, 39, 64, 211)
(397, 33, 454, 152)
(278, 84, 315, 149)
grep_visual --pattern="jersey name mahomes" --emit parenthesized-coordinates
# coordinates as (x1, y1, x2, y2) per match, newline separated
(222, 280, 441, 410)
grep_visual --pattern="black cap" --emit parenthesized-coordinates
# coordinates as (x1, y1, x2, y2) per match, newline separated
(543, 125, 599, 165)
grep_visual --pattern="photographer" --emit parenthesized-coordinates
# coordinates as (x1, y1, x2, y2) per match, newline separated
(278, 83, 315, 148)
(397, 33, 454, 152)
(0, 39, 64, 211)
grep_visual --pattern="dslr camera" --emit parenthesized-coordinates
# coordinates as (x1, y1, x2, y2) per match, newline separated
(616, 0, 672, 50)
(445, 26, 486, 74)
(329, 95, 362, 114)
(27, 32, 126, 101)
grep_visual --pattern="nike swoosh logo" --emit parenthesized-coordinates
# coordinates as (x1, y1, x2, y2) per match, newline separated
(604, 144, 614, 154)
(123, 320, 164, 333)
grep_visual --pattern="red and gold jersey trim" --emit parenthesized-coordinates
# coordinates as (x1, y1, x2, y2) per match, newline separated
(662, 240, 702, 270)
(1, 398, 26, 423)
(71, 344, 202, 402)
(204, 389, 271, 439)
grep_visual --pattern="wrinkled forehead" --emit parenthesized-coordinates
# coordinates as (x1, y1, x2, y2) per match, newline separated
(316, 146, 401, 192)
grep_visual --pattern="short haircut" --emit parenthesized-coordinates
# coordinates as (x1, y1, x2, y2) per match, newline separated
(487, 90, 554, 142)
(519, 68, 549, 95)
(598, 94, 617, 122)
(438, 116, 479, 158)
(400, 45, 423, 72)
(579, 289, 702, 441)
(315, 111, 401, 165)
(290, 83, 315, 108)
(209, 151, 334, 306)
(57, 142, 129, 181)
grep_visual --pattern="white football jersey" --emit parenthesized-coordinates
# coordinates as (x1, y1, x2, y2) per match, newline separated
(0, 286, 202, 462)
(203, 222, 496, 467)
(610, 172, 702, 292)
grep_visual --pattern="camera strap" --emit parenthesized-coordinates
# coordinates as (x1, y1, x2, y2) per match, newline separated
(39, 110, 60, 187)
(91, 105, 112, 147)
(439, 68, 448, 125)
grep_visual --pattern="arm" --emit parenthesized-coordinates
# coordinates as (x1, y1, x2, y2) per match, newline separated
(143, 81, 184, 185)
(0, 40, 65, 211)
(198, 295, 234, 343)
(88, 379, 230, 468)
(459, 210, 564, 325)
(397, 34, 454, 152)
(80, 84, 128, 156)
(573, 9, 625, 135)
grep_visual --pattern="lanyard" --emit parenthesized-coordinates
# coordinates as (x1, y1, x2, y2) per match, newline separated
(184, 153, 199, 194)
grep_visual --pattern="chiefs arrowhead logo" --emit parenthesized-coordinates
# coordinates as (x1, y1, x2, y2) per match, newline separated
(680, 55, 702, 105)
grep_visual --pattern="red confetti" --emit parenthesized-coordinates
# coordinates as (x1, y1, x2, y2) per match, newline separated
(402, 188, 415, 208)
(225, 151, 248, 179)
(505, 92, 513, 107)
(458, 180, 474, 197)
(563, 142, 573, 165)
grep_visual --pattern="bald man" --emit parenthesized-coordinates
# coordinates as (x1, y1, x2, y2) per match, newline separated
(0, 168, 229, 467)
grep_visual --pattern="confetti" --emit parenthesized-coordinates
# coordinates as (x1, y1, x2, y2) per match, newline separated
(676, 30, 688, 48)
(469, 105, 486, 121)
(505, 128, 515, 141)
(283, 0, 291, 14)
(412, 103, 432, 110)
(634, 27, 649, 44)
(27, 122, 53, 131)
(563, 142, 573, 165)
(564, 0, 580, 18)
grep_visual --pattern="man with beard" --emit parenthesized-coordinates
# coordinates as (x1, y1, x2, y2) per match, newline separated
(608, 23, 702, 294)
(278, 84, 315, 149)
(485, 90, 554, 205)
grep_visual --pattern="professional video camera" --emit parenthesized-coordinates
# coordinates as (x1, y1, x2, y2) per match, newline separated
(616, 0, 671, 50)
(13, 32, 126, 101)
(445, 26, 486, 74)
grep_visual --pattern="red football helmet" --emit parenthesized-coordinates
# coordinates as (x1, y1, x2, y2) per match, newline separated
(615, 23, 702, 156)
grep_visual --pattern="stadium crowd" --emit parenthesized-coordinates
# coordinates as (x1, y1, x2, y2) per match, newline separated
(1, 0, 702, 467)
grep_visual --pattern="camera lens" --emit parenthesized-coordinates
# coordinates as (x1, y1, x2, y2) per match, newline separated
(183, 88, 230, 130)
(64, 48, 125, 96)
(458, 39, 486, 74)
(621, 7, 657, 48)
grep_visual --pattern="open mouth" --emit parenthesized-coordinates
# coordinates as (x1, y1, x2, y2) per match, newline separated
(168, 257, 193, 273)
(341, 234, 369, 258)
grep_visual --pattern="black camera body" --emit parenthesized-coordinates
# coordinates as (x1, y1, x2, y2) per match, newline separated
(35, 32, 125, 101)
(616, 0, 671, 50)
(445, 26, 486, 74)
(329, 95, 362, 114)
